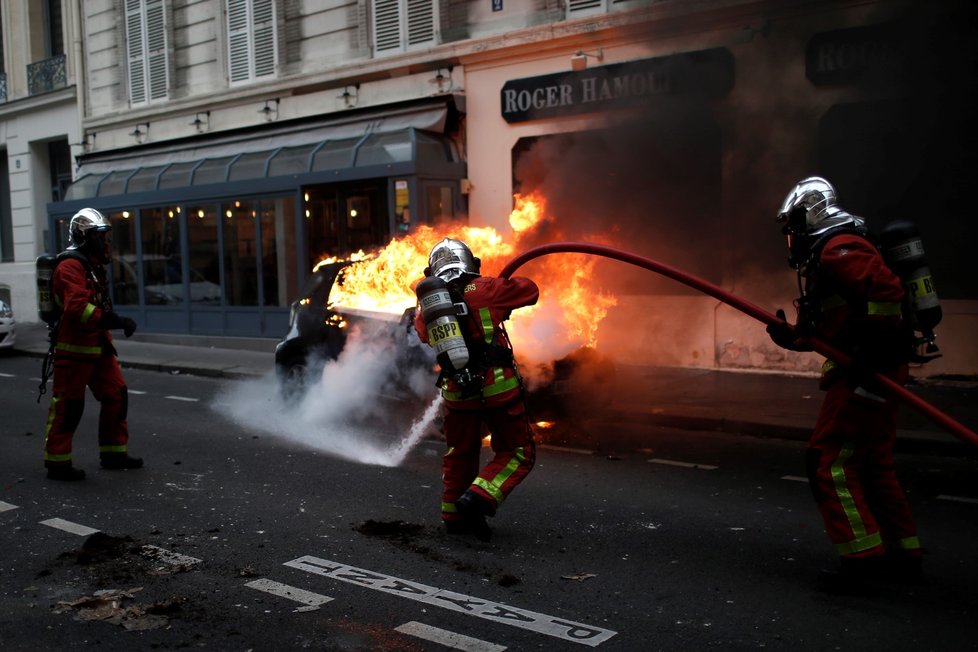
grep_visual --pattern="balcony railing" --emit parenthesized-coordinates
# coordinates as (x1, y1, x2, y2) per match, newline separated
(27, 54, 67, 95)
(0, 73, 7, 103)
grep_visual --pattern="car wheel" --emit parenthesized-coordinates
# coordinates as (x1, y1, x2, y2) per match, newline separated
(279, 358, 309, 401)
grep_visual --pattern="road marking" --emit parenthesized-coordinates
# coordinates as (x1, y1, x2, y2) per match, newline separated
(937, 494, 978, 504)
(128, 389, 147, 395)
(245, 578, 333, 608)
(285, 556, 616, 647)
(140, 544, 202, 567)
(395, 621, 506, 652)
(648, 458, 717, 471)
(781, 475, 808, 483)
(0, 501, 19, 513)
(40, 518, 99, 536)
(0, 372, 16, 378)
(539, 444, 593, 455)
(164, 395, 199, 402)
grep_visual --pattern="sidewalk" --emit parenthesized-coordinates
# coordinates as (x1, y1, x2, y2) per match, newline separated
(10, 321, 977, 457)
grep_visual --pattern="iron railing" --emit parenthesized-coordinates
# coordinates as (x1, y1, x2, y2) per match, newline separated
(27, 54, 67, 95)
(0, 72, 7, 103)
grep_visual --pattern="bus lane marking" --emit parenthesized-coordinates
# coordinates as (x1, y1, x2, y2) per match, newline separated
(395, 621, 506, 652)
(285, 556, 616, 647)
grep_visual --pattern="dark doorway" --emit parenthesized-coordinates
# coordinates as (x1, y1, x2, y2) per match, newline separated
(512, 106, 722, 294)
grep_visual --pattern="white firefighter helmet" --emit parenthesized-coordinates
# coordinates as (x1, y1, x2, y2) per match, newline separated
(776, 177, 865, 269)
(68, 208, 111, 249)
(427, 238, 481, 283)
(776, 176, 862, 237)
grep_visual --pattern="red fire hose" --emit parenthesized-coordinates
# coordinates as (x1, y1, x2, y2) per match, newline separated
(499, 242, 978, 448)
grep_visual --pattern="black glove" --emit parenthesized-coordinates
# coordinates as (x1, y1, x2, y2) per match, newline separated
(767, 309, 805, 351)
(103, 311, 137, 338)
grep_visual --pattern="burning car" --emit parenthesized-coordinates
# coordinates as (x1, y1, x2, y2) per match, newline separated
(273, 255, 616, 440)
(274, 260, 435, 400)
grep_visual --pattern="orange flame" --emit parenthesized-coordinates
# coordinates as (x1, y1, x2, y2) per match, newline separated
(319, 191, 615, 355)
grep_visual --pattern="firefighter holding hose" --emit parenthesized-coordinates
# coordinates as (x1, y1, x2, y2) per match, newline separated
(414, 238, 539, 541)
(41, 208, 142, 481)
(766, 177, 923, 592)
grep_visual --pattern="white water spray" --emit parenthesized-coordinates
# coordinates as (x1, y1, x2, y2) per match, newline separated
(211, 321, 440, 467)
(385, 394, 443, 466)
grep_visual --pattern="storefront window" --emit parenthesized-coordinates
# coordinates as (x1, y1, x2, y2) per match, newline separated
(109, 210, 137, 305)
(259, 196, 297, 306)
(187, 205, 222, 305)
(222, 200, 259, 306)
(140, 206, 184, 305)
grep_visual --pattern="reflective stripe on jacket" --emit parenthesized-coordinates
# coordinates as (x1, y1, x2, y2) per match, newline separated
(809, 232, 904, 383)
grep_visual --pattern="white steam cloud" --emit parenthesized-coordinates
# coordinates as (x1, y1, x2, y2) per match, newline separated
(211, 321, 441, 467)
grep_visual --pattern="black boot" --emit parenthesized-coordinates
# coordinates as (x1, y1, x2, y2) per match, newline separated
(455, 490, 492, 542)
(881, 551, 925, 585)
(817, 556, 885, 595)
(100, 453, 144, 470)
(47, 466, 86, 481)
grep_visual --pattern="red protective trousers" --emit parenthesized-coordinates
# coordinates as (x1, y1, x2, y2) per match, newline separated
(43, 353, 130, 467)
(441, 398, 536, 522)
(807, 373, 921, 559)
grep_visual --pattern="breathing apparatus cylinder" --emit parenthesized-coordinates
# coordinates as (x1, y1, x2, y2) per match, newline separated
(879, 221, 942, 344)
(35, 254, 58, 325)
(416, 276, 469, 373)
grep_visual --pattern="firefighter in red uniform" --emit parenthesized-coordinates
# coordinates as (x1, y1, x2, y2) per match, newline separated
(767, 177, 922, 591)
(414, 238, 539, 541)
(43, 208, 142, 481)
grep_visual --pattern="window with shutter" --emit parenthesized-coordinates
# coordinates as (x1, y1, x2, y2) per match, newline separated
(567, 0, 641, 17)
(371, 0, 438, 56)
(227, 0, 278, 85)
(125, 0, 168, 106)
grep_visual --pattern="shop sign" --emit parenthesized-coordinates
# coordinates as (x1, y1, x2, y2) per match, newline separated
(806, 22, 905, 86)
(500, 48, 733, 124)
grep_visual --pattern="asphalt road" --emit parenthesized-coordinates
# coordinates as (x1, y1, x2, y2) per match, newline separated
(1, 353, 977, 651)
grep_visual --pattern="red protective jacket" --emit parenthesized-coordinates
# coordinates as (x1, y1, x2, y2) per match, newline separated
(415, 275, 539, 409)
(53, 256, 114, 358)
(804, 232, 905, 383)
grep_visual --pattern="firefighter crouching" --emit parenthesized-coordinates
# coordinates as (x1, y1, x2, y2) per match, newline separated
(414, 238, 539, 541)
(766, 177, 923, 592)
(42, 208, 142, 481)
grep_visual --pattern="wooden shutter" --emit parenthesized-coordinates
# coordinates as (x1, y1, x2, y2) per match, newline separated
(146, 0, 167, 101)
(227, 0, 250, 83)
(373, 0, 401, 54)
(125, 0, 146, 105)
(567, 0, 604, 15)
(125, 0, 167, 105)
(228, 0, 277, 84)
(252, 0, 276, 77)
(406, 0, 435, 47)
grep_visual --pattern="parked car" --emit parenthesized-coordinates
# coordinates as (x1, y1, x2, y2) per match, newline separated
(112, 255, 222, 305)
(0, 299, 15, 351)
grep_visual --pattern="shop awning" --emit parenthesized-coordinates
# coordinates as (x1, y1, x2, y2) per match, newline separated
(67, 100, 456, 201)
